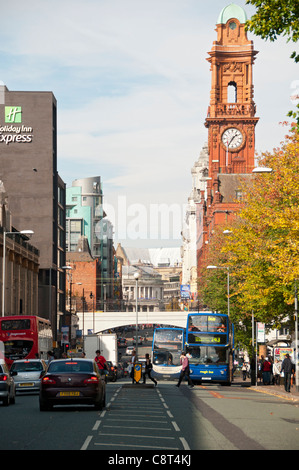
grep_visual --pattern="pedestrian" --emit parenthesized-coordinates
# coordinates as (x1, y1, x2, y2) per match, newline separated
(143, 353, 157, 386)
(176, 351, 194, 388)
(281, 354, 294, 393)
(272, 359, 281, 385)
(242, 361, 247, 381)
(94, 350, 107, 376)
(47, 350, 54, 363)
(261, 357, 272, 385)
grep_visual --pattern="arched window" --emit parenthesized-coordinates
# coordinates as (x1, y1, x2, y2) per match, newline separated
(227, 81, 237, 103)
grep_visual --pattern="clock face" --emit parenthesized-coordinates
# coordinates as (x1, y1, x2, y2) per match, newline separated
(222, 128, 244, 150)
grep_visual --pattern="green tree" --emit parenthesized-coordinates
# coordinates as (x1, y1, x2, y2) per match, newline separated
(245, 0, 299, 124)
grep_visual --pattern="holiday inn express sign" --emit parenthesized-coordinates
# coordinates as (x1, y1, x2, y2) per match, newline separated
(0, 106, 33, 144)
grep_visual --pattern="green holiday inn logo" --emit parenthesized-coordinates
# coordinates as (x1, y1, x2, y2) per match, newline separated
(5, 106, 22, 123)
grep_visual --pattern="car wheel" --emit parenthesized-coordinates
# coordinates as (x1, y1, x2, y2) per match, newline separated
(39, 399, 52, 411)
(3, 394, 9, 406)
(94, 399, 103, 410)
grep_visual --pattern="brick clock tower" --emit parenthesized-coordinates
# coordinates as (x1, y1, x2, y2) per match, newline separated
(197, 4, 259, 273)
(205, 3, 259, 212)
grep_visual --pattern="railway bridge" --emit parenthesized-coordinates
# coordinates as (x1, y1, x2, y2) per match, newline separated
(77, 310, 189, 335)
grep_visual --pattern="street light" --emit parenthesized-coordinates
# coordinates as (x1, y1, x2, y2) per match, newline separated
(295, 282, 298, 392)
(134, 272, 140, 357)
(206, 265, 230, 317)
(2, 229, 34, 317)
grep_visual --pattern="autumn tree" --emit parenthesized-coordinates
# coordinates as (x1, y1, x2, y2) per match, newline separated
(221, 126, 299, 327)
(200, 126, 299, 348)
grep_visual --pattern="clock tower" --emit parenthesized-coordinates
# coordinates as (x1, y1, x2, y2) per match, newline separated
(205, 3, 259, 207)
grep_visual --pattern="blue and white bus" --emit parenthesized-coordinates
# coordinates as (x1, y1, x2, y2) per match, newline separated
(186, 313, 234, 385)
(152, 327, 185, 380)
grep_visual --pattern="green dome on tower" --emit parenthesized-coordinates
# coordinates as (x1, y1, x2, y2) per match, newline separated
(217, 3, 247, 24)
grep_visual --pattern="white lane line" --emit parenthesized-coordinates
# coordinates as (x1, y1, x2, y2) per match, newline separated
(81, 435, 93, 450)
(98, 432, 175, 440)
(172, 421, 180, 432)
(92, 420, 101, 431)
(94, 442, 178, 449)
(103, 425, 172, 431)
(179, 437, 190, 450)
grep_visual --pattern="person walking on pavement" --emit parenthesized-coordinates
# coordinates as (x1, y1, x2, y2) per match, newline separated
(176, 351, 194, 388)
(143, 353, 157, 386)
(281, 353, 295, 392)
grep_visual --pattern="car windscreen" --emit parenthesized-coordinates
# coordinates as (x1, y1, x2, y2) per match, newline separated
(10, 361, 44, 372)
(48, 361, 94, 373)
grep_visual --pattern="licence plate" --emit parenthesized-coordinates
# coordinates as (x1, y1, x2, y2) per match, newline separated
(20, 383, 34, 387)
(59, 392, 80, 397)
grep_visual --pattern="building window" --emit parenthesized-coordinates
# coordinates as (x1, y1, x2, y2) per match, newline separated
(227, 81, 237, 103)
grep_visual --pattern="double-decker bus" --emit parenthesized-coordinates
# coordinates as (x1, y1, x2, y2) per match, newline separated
(152, 327, 185, 380)
(0, 315, 53, 367)
(186, 312, 234, 385)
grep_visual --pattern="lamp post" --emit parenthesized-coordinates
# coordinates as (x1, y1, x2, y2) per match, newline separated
(134, 272, 140, 357)
(62, 265, 73, 313)
(206, 265, 230, 317)
(295, 281, 298, 392)
(2, 229, 34, 317)
(90, 292, 95, 334)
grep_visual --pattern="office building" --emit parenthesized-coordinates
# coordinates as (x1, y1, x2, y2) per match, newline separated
(0, 84, 66, 341)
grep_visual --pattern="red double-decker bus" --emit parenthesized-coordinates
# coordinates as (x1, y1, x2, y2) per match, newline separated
(0, 316, 53, 367)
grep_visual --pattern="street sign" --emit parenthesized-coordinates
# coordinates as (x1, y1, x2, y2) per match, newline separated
(134, 363, 142, 383)
(257, 323, 265, 343)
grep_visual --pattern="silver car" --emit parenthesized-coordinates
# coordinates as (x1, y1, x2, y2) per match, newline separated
(10, 359, 47, 393)
(0, 360, 16, 406)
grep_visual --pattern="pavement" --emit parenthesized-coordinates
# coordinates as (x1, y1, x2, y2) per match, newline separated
(239, 380, 299, 402)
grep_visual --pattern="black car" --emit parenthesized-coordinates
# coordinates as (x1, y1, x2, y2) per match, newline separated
(105, 361, 117, 382)
(0, 361, 16, 406)
(39, 359, 106, 411)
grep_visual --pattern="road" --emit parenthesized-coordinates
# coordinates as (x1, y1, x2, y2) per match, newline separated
(1, 379, 299, 452)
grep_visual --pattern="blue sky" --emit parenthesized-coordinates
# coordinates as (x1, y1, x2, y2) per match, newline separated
(0, 0, 297, 246)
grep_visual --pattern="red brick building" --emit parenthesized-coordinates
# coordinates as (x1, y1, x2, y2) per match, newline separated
(65, 238, 101, 312)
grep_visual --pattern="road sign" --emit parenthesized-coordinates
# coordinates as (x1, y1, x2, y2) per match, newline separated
(134, 363, 142, 383)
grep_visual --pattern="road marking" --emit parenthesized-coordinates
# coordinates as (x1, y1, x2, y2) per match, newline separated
(94, 442, 178, 449)
(81, 435, 93, 450)
(98, 432, 176, 440)
(179, 437, 190, 450)
(103, 425, 172, 430)
(172, 421, 180, 432)
(92, 420, 101, 431)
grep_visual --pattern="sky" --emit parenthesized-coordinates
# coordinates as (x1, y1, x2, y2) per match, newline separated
(0, 0, 297, 248)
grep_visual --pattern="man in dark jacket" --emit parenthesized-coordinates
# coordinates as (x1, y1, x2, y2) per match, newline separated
(281, 354, 294, 392)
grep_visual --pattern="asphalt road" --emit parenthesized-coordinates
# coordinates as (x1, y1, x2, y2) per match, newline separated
(1, 379, 299, 452)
